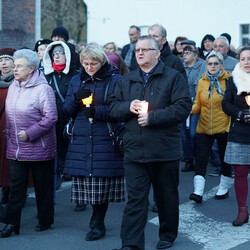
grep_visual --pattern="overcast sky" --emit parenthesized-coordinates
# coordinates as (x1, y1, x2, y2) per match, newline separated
(84, 0, 250, 48)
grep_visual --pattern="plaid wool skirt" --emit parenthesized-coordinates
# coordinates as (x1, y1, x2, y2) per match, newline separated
(224, 142, 250, 165)
(71, 176, 125, 205)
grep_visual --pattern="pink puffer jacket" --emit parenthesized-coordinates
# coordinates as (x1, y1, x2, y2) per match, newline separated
(5, 70, 58, 161)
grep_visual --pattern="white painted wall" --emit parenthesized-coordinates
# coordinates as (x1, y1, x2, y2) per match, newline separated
(84, 0, 250, 49)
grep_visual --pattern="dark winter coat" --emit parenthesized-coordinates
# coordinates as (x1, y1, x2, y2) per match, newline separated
(109, 61, 192, 163)
(62, 63, 124, 177)
(222, 64, 250, 143)
(130, 43, 187, 81)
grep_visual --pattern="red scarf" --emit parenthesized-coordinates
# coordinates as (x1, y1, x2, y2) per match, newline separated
(52, 62, 66, 73)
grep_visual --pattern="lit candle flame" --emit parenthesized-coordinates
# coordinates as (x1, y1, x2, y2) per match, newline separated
(82, 93, 93, 106)
(245, 95, 250, 106)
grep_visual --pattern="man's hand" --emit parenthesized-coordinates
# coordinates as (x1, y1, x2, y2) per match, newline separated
(130, 99, 142, 114)
(18, 131, 28, 141)
(138, 112, 149, 127)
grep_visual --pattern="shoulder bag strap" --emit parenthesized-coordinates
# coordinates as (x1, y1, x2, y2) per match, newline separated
(104, 74, 114, 136)
(53, 74, 65, 102)
(0, 104, 5, 120)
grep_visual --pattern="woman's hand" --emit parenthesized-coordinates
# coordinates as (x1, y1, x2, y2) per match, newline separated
(74, 88, 92, 102)
(18, 131, 28, 141)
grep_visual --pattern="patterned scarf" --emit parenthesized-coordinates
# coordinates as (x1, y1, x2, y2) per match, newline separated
(0, 72, 14, 88)
(206, 69, 224, 99)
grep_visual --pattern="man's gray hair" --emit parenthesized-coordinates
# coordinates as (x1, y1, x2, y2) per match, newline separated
(13, 49, 40, 70)
(137, 35, 160, 50)
(206, 51, 224, 64)
(148, 24, 167, 38)
(215, 36, 230, 48)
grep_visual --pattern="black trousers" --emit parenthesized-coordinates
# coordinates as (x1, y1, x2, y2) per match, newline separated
(194, 133, 231, 177)
(121, 160, 179, 250)
(2, 160, 54, 229)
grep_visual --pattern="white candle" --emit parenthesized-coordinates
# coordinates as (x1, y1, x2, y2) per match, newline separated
(140, 101, 148, 114)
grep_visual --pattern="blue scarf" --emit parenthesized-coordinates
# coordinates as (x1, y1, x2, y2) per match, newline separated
(206, 69, 224, 99)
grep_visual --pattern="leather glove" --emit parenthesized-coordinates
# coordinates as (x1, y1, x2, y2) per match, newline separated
(83, 105, 95, 118)
(237, 110, 250, 124)
(74, 88, 92, 102)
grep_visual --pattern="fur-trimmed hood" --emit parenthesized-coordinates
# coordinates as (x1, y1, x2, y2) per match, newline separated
(232, 63, 250, 95)
(43, 41, 71, 75)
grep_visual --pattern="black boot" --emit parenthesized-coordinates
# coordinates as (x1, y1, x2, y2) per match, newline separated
(86, 203, 108, 241)
(1, 186, 10, 205)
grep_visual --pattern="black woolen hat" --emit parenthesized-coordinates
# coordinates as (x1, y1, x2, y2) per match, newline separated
(34, 39, 52, 52)
(0, 47, 16, 60)
(51, 26, 69, 42)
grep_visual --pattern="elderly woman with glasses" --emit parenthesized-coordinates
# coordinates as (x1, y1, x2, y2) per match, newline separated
(62, 43, 125, 241)
(0, 49, 57, 237)
(180, 46, 206, 172)
(189, 51, 232, 204)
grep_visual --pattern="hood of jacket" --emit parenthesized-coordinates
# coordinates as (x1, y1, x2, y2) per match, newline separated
(202, 69, 231, 81)
(12, 69, 48, 88)
(232, 63, 250, 95)
(43, 41, 72, 75)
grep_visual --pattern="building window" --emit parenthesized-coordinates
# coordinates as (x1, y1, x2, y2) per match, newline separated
(240, 24, 250, 46)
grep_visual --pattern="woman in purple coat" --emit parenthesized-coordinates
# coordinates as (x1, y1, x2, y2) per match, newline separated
(0, 49, 58, 238)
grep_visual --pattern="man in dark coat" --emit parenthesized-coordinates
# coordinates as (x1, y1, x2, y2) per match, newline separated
(121, 25, 141, 70)
(110, 36, 192, 250)
(130, 24, 187, 82)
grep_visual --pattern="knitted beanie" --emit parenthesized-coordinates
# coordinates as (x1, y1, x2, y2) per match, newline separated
(51, 26, 69, 42)
(0, 47, 16, 60)
(52, 45, 65, 55)
(107, 53, 120, 68)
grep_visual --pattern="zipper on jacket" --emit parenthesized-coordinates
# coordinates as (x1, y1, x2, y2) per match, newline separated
(210, 92, 213, 135)
(14, 86, 22, 159)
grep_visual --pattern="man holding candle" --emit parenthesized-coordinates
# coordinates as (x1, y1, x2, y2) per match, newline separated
(110, 36, 192, 250)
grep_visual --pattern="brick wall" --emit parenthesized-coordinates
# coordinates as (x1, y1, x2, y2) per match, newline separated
(0, 0, 36, 49)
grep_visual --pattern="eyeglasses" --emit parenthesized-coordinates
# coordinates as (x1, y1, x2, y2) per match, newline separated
(182, 51, 194, 56)
(82, 62, 100, 68)
(207, 62, 220, 66)
(134, 48, 157, 53)
(52, 52, 65, 57)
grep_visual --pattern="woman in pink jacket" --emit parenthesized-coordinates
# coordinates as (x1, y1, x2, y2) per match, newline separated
(0, 49, 58, 238)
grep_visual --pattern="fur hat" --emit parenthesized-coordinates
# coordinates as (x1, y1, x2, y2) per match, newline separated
(34, 39, 52, 52)
(0, 47, 16, 60)
(51, 26, 69, 42)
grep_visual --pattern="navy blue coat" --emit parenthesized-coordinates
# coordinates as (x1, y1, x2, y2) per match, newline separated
(62, 63, 124, 177)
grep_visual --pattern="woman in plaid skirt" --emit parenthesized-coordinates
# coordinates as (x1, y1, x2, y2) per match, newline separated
(222, 46, 250, 226)
(62, 43, 125, 241)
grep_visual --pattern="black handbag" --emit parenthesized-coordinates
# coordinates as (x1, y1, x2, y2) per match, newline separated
(104, 76, 125, 156)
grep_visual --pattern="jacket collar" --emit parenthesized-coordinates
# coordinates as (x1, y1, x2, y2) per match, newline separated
(127, 61, 165, 82)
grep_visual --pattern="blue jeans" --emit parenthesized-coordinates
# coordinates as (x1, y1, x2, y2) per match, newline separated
(180, 114, 199, 161)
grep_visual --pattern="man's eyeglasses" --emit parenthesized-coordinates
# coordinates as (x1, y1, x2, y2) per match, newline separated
(134, 48, 157, 54)
(52, 52, 65, 57)
(207, 62, 220, 66)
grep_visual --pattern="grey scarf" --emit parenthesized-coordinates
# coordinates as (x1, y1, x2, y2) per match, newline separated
(0, 72, 14, 88)
(124, 42, 136, 68)
(206, 69, 224, 99)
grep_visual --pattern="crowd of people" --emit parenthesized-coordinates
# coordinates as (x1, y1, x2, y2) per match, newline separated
(0, 23, 249, 250)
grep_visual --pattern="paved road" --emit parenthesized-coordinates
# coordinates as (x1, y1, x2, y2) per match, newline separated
(0, 162, 250, 250)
